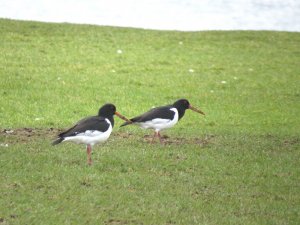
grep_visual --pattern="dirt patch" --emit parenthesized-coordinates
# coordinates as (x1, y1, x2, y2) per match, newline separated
(142, 134, 214, 146)
(1, 127, 63, 143)
(1, 128, 214, 146)
(105, 219, 138, 225)
(112, 131, 214, 146)
(283, 138, 300, 146)
(111, 132, 134, 139)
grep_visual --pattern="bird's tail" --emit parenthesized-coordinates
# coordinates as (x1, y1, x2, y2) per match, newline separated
(120, 121, 133, 127)
(52, 137, 64, 146)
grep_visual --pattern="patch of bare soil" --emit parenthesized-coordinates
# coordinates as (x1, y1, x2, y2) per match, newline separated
(111, 132, 134, 139)
(105, 219, 138, 225)
(111, 132, 214, 145)
(282, 137, 300, 146)
(142, 134, 214, 146)
(1, 128, 214, 146)
(1, 128, 63, 143)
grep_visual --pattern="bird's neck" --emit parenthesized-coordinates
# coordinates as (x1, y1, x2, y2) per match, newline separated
(176, 107, 186, 120)
(107, 116, 114, 127)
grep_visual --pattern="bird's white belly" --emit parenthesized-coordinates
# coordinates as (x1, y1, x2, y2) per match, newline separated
(64, 125, 112, 146)
(138, 108, 178, 132)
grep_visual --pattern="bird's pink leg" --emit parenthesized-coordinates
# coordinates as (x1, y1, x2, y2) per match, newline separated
(157, 131, 163, 144)
(151, 131, 157, 144)
(86, 144, 92, 165)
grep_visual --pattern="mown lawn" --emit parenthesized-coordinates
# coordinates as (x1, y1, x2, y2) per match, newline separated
(0, 19, 299, 224)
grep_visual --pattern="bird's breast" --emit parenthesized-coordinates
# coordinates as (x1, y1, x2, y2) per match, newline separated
(138, 108, 178, 131)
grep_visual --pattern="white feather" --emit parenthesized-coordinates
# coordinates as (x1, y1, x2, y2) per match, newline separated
(138, 108, 178, 132)
(63, 119, 112, 146)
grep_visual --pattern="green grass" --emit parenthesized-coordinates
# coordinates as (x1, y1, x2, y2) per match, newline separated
(0, 18, 300, 224)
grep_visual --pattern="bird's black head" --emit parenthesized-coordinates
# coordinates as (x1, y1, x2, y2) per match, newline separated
(173, 98, 205, 120)
(98, 103, 131, 125)
(98, 103, 116, 117)
(173, 99, 190, 110)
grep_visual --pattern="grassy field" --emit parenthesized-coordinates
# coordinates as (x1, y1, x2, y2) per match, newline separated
(0, 18, 299, 224)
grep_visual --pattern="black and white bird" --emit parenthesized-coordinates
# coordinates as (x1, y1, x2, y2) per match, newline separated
(120, 99, 205, 143)
(52, 103, 130, 165)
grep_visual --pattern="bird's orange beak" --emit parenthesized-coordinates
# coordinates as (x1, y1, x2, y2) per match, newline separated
(115, 111, 131, 122)
(189, 105, 205, 115)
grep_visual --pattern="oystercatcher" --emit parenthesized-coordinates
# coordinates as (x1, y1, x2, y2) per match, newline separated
(120, 99, 205, 143)
(52, 103, 130, 165)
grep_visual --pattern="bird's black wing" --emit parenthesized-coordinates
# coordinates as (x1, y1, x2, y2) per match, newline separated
(120, 105, 175, 127)
(58, 116, 110, 138)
